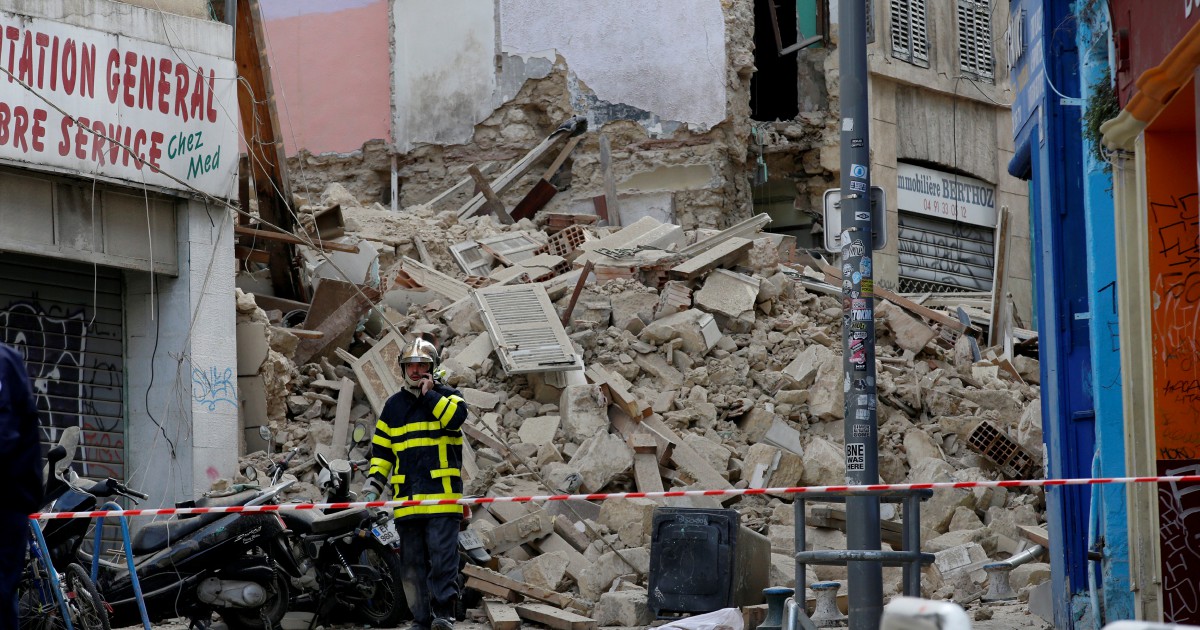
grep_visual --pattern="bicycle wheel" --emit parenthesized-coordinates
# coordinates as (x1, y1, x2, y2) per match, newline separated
(18, 543, 67, 630)
(65, 563, 111, 630)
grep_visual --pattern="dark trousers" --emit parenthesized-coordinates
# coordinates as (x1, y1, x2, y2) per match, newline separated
(397, 516, 460, 626)
(0, 512, 29, 630)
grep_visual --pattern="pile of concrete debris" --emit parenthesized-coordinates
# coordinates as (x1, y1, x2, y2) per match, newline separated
(230, 182, 1050, 627)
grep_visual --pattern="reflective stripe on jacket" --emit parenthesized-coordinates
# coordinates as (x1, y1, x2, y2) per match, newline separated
(366, 383, 467, 520)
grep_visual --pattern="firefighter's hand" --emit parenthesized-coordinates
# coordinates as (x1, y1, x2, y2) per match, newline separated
(420, 373, 435, 395)
(363, 491, 379, 503)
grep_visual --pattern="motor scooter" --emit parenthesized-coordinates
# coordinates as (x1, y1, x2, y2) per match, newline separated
(37, 442, 298, 629)
(238, 447, 409, 627)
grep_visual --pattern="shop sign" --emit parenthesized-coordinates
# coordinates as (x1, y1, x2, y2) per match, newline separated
(0, 10, 237, 198)
(896, 163, 997, 227)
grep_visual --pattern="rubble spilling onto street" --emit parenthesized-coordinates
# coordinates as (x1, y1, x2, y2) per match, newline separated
(230, 180, 1050, 625)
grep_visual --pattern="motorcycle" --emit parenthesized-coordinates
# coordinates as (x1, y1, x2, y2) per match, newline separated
(37, 441, 297, 629)
(247, 447, 409, 627)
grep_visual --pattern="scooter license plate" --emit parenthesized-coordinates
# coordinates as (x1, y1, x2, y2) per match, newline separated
(372, 521, 400, 547)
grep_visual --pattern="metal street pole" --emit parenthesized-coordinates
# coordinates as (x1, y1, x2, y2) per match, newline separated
(838, 0, 883, 628)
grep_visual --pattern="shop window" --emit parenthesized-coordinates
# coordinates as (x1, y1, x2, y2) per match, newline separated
(957, 0, 995, 82)
(890, 0, 930, 68)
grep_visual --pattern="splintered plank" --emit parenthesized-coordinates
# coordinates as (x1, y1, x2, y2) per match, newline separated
(485, 601, 523, 630)
(586, 365, 651, 419)
(462, 565, 584, 612)
(515, 603, 597, 630)
(465, 577, 520, 603)
(641, 415, 735, 503)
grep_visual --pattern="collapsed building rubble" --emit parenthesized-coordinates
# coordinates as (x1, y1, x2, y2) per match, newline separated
(230, 177, 1049, 625)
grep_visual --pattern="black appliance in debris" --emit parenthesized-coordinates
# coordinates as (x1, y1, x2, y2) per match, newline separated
(647, 507, 770, 616)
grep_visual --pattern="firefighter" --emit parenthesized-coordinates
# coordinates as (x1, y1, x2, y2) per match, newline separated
(363, 338, 467, 630)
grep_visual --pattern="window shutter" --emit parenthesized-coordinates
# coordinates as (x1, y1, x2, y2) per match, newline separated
(890, 0, 929, 68)
(910, 0, 929, 64)
(473, 283, 578, 375)
(957, 0, 995, 82)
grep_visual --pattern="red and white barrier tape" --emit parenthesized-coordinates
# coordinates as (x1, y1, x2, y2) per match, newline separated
(29, 474, 1200, 520)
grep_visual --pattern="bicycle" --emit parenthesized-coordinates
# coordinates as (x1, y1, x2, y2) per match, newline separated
(18, 521, 111, 630)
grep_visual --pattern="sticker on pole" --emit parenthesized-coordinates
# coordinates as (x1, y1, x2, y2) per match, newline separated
(846, 443, 866, 471)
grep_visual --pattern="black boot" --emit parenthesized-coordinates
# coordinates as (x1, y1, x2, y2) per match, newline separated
(431, 597, 457, 630)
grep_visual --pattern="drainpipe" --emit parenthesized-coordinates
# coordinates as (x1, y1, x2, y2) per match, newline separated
(1003, 544, 1046, 568)
(1087, 452, 1103, 628)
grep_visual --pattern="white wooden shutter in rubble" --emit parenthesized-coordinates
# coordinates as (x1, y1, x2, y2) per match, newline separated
(473, 283, 578, 375)
(479, 232, 543, 263)
(450, 241, 493, 277)
(957, 0, 995, 82)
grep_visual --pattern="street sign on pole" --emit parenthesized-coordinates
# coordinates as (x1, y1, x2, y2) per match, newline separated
(838, 0, 884, 627)
(822, 187, 889, 252)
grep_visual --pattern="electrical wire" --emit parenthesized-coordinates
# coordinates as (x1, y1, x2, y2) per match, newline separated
(0, 62, 406, 343)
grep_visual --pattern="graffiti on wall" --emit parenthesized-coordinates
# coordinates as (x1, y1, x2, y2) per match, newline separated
(0, 300, 125, 480)
(1149, 192, 1200, 460)
(192, 365, 237, 411)
(1146, 113, 1200, 623)
(1158, 461, 1200, 623)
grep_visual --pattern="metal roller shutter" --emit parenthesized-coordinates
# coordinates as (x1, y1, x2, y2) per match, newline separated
(898, 212, 995, 293)
(0, 253, 125, 482)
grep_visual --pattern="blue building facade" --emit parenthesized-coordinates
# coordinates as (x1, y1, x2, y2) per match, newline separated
(1074, 2, 1134, 623)
(1007, 0, 1119, 627)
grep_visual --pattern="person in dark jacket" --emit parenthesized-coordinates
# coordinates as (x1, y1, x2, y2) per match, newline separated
(363, 338, 467, 630)
(0, 342, 44, 630)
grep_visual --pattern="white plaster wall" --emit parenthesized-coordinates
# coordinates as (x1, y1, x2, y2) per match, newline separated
(499, 0, 727, 128)
(392, 0, 497, 152)
(125, 201, 237, 506)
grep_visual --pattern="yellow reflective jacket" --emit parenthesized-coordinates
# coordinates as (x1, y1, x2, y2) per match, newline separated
(365, 383, 467, 520)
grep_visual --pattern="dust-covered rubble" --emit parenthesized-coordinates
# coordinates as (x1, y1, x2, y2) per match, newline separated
(229, 181, 1049, 623)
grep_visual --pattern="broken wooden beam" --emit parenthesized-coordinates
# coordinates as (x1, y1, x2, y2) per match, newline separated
(484, 601, 523, 630)
(293, 288, 377, 365)
(235, 225, 361, 253)
(586, 364, 651, 419)
(789, 253, 980, 336)
(515, 603, 596, 630)
(642, 415, 735, 503)
(465, 577, 520, 603)
(459, 125, 574, 219)
(669, 236, 753, 280)
(560, 260, 594, 326)
(808, 504, 905, 549)
(608, 407, 675, 465)
(630, 432, 666, 493)
(469, 164, 515, 224)
(462, 565, 585, 612)
(427, 162, 495, 209)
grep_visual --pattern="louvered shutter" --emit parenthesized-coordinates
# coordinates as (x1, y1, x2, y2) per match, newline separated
(473, 283, 578, 374)
(450, 241, 494, 277)
(957, 0, 995, 81)
(890, 0, 929, 68)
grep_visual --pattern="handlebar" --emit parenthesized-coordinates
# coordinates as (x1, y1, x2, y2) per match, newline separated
(85, 478, 149, 501)
(268, 447, 302, 484)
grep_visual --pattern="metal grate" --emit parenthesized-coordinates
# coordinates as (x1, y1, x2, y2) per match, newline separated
(957, 0, 995, 82)
(890, 0, 930, 67)
(473, 284, 578, 375)
(967, 420, 1038, 479)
